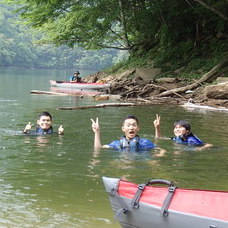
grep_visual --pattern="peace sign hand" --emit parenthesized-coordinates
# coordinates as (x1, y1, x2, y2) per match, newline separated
(91, 117, 100, 133)
(153, 114, 161, 128)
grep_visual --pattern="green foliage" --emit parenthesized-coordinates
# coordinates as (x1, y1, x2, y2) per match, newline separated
(1, 0, 227, 75)
(0, 4, 118, 69)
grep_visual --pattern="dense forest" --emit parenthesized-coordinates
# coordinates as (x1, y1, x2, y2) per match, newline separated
(1, 0, 228, 75)
(0, 5, 121, 70)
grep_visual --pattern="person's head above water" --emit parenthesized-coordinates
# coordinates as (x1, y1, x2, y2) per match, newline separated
(37, 111, 53, 130)
(122, 115, 139, 125)
(91, 115, 157, 151)
(23, 111, 64, 135)
(37, 111, 52, 121)
(122, 115, 140, 140)
(74, 71, 80, 76)
(173, 120, 191, 137)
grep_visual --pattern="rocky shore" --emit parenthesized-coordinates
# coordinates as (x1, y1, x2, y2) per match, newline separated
(84, 59, 228, 108)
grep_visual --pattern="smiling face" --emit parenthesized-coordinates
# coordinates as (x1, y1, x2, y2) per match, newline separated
(122, 118, 140, 140)
(173, 124, 188, 137)
(37, 115, 52, 130)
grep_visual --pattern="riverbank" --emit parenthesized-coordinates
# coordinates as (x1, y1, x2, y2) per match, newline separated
(84, 59, 228, 108)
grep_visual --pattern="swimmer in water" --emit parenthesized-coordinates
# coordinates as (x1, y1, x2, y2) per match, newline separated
(23, 111, 64, 135)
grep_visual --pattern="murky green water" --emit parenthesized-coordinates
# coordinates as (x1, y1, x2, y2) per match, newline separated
(0, 68, 228, 227)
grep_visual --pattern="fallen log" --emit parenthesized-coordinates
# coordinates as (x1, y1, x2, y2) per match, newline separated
(58, 98, 186, 110)
(156, 58, 228, 97)
(181, 99, 228, 112)
(140, 84, 183, 98)
(30, 90, 70, 96)
(58, 102, 138, 110)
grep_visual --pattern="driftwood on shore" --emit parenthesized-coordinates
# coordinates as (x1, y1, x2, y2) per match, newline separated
(156, 58, 228, 97)
(58, 97, 187, 110)
(32, 59, 228, 109)
(30, 90, 71, 96)
(140, 84, 183, 98)
(106, 58, 228, 101)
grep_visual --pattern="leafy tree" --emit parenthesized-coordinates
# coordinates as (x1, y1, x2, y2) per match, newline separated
(1, 0, 227, 68)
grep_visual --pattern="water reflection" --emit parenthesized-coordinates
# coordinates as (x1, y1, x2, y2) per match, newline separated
(0, 69, 228, 227)
(88, 146, 167, 182)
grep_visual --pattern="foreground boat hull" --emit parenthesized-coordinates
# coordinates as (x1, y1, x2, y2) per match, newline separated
(50, 80, 110, 90)
(102, 177, 228, 228)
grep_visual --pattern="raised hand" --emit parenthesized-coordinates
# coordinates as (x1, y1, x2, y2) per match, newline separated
(91, 117, 102, 148)
(91, 117, 100, 133)
(153, 114, 161, 138)
(58, 125, 64, 135)
(153, 114, 161, 128)
(23, 122, 32, 133)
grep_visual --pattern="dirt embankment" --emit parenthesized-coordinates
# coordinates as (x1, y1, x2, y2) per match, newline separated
(84, 59, 228, 108)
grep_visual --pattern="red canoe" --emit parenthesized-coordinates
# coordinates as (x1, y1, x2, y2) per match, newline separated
(50, 80, 110, 90)
(102, 177, 228, 228)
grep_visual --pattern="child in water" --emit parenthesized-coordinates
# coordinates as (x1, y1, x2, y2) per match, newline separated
(91, 115, 155, 151)
(23, 111, 64, 135)
(153, 114, 212, 149)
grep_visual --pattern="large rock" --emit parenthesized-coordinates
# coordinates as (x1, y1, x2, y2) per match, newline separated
(134, 67, 161, 80)
(216, 77, 228, 83)
(118, 69, 136, 79)
(204, 82, 228, 99)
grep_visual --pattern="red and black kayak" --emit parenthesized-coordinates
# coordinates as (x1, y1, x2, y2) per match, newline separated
(102, 177, 228, 228)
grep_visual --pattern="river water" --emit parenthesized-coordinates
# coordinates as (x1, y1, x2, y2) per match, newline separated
(0, 68, 227, 227)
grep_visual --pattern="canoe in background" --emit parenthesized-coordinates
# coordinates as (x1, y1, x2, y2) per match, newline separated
(102, 176, 228, 228)
(50, 80, 110, 90)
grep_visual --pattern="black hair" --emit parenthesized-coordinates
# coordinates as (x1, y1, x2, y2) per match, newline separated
(173, 120, 191, 131)
(37, 112, 52, 120)
(122, 115, 139, 125)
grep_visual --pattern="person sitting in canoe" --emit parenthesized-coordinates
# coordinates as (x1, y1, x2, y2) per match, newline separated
(23, 111, 64, 135)
(153, 114, 212, 149)
(91, 115, 155, 151)
(70, 71, 82, 83)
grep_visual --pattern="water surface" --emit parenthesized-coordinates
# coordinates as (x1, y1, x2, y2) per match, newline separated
(0, 68, 227, 227)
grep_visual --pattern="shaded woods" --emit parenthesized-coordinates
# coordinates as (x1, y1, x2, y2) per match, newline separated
(5, 0, 227, 62)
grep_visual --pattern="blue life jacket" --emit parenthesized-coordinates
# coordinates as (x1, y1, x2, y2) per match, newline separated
(119, 135, 140, 151)
(36, 126, 53, 135)
(172, 132, 203, 146)
(70, 75, 75, 81)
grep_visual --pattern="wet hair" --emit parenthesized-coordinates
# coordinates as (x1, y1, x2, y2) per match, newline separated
(37, 112, 52, 121)
(122, 115, 139, 125)
(173, 120, 191, 132)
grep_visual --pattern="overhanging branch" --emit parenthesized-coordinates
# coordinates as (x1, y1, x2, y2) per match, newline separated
(194, 0, 228, 21)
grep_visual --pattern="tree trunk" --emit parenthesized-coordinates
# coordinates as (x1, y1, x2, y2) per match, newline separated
(118, 0, 131, 50)
(156, 59, 228, 97)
